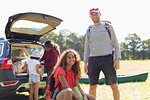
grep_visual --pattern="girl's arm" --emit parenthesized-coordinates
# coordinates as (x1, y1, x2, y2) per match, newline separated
(58, 74, 69, 88)
(58, 74, 80, 100)
(75, 78, 88, 99)
(40, 51, 46, 61)
(22, 62, 27, 71)
(42, 50, 58, 69)
(36, 64, 43, 80)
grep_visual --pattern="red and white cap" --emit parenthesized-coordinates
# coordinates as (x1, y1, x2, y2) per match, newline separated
(89, 8, 100, 15)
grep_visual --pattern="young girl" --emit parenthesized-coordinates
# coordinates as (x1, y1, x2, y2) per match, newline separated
(45, 49, 95, 100)
(23, 50, 43, 100)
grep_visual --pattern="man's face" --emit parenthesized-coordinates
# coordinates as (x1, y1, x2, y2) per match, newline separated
(90, 12, 100, 24)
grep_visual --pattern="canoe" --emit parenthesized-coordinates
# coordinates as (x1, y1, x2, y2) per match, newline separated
(79, 72, 149, 85)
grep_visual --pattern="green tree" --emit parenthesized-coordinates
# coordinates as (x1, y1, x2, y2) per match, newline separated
(65, 33, 85, 59)
(141, 39, 150, 59)
(40, 31, 58, 44)
(120, 42, 129, 60)
(125, 33, 142, 60)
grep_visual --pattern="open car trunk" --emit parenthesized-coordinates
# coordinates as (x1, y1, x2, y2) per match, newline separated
(11, 43, 44, 77)
(5, 12, 63, 41)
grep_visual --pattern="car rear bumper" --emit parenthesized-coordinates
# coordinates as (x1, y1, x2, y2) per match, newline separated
(0, 70, 47, 96)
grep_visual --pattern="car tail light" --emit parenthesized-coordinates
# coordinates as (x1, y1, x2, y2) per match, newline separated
(0, 58, 12, 69)
(0, 81, 18, 87)
(3, 81, 17, 85)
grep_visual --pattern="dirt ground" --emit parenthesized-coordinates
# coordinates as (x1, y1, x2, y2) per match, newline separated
(118, 60, 150, 75)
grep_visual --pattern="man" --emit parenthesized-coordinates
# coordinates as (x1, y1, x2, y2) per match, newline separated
(84, 8, 121, 100)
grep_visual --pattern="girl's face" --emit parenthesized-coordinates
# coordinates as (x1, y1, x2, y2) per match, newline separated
(45, 46, 51, 51)
(66, 52, 75, 67)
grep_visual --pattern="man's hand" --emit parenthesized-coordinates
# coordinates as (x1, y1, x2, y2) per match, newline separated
(84, 62, 88, 75)
(113, 58, 120, 70)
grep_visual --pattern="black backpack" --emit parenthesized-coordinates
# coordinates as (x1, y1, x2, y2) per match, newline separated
(45, 73, 61, 98)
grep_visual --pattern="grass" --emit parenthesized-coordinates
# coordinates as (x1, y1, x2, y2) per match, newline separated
(15, 60, 150, 100)
(80, 60, 150, 100)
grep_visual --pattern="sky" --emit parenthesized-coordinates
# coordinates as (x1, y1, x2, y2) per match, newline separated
(0, 0, 150, 43)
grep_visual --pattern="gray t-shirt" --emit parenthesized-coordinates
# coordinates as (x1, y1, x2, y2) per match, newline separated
(84, 23, 121, 61)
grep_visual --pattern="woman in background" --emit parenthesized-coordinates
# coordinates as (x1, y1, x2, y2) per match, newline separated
(41, 40, 60, 75)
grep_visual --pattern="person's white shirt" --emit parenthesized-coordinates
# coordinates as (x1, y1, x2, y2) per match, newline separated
(26, 59, 40, 76)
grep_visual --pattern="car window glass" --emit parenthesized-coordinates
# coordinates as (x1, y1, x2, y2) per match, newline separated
(12, 49, 26, 57)
(11, 20, 48, 35)
(27, 47, 44, 57)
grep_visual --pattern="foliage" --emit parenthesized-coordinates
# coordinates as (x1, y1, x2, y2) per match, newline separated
(40, 29, 150, 60)
(120, 33, 150, 60)
(40, 29, 85, 59)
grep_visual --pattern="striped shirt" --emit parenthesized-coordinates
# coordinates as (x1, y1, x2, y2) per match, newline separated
(84, 23, 121, 61)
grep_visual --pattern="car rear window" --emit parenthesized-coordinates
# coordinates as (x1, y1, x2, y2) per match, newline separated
(11, 20, 48, 35)
(0, 43, 4, 57)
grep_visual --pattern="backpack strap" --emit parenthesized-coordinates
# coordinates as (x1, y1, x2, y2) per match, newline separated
(88, 25, 92, 34)
(87, 21, 112, 40)
(45, 72, 53, 91)
(53, 69, 67, 91)
(87, 25, 93, 43)
(102, 20, 115, 56)
(101, 20, 112, 39)
(54, 81, 61, 90)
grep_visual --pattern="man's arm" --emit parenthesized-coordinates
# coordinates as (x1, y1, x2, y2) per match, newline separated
(109, 25, 121, 70)
(83, 31, 90, 62)
(83, 31, 90, 74)
(109, 25, 121, 60)
(83, 30, 90, 74)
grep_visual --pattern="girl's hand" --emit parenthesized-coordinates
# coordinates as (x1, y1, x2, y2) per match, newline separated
(84, 94, 88, 100)
(73, 94, 81, 100)
(76, 97, 81, 100)
(40, 75, 43, 81)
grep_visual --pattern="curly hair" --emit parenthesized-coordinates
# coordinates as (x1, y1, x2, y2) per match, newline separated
(53, 49, 81, 77)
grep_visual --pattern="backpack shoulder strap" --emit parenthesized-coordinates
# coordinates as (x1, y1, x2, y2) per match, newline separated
(101, 20, 112, 39)
(102, 20, 115, 50)
(86, 25, 93, 42)
(87, 25, 93, 35)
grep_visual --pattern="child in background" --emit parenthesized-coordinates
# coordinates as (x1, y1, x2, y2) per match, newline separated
(22, 50, 43, 100)
(45, 49, 95, 100)
(40, 40, 60, 75)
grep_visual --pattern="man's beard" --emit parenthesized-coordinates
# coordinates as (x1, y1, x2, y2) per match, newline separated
(93, 17, 100, 23)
